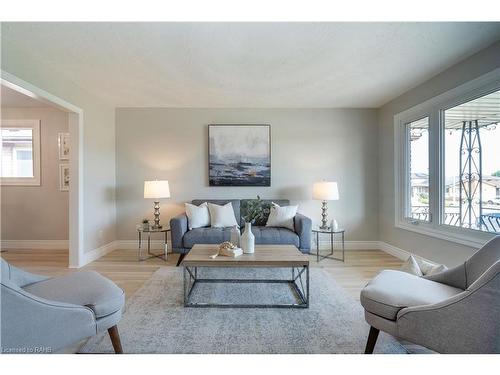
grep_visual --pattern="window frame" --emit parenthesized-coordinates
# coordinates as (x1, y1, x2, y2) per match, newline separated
(0, 119, 41, 186)
(403, 115, 431, 223)
(394, 68, 500, 248)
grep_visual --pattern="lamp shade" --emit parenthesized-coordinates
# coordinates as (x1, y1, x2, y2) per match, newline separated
(144, 180, 170, 199)
(313, 181, 339, 201)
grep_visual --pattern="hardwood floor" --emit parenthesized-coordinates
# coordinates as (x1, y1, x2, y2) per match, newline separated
(0, 248, 402, 300)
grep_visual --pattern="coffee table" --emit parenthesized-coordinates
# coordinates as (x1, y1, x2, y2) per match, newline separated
(181, 244, 309, 308)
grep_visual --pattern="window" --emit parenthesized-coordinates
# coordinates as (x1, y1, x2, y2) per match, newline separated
(406, 117, 430, 222)
(0, 119, 40, 185)
(395, 68, 500, 246)
(443, 89, 500, 233)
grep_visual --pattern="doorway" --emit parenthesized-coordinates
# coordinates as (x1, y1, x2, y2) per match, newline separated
(1, 71, 83, 267)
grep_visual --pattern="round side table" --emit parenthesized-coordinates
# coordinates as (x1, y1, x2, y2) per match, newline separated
(312, 227, 345, 262)
(137, 226, 170, 261)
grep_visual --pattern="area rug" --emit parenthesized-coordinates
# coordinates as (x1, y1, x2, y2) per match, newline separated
(80, 267, 406, 354)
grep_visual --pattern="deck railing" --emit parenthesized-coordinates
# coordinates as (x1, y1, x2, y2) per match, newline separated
(410, 208, 500, 233)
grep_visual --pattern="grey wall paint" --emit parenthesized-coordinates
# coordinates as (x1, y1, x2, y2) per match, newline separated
(378, 41, 500, 267)
(1, 107, 69, 240)
(116, 108, 378, 242)
(2, 37, 117, 253)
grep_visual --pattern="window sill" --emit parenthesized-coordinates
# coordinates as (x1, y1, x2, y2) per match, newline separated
(395, 220, 494, 248)
(0, 177, 41, 186)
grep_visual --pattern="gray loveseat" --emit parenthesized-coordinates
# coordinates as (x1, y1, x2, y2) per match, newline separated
(170, 199, 312, 265)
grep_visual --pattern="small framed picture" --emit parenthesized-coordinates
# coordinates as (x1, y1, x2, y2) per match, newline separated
(59, 164, 70, 191)
(58, 132, 70, 160)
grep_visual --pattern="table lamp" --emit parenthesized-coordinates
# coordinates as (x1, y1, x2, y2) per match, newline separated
(313, 181, 339, 230)
(144, 180, 170, 229)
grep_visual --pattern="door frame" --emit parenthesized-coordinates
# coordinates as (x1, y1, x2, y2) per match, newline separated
(2, 70, 84, 268)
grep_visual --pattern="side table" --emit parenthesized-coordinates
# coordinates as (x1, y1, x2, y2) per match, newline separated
(312, 227, 345, 262)
(137, 226, 170, 261)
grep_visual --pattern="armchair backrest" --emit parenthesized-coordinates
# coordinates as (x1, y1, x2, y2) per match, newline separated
(1, 258, 48, 289)
(465, 236, 500, 288)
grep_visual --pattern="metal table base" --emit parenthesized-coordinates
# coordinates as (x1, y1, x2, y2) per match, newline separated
(183, 265, 309, 308)
(312, 230, 345, 262)
(138, 229, 169, 261)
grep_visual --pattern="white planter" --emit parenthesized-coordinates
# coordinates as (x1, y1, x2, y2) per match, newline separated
(241, 222, 255, 254)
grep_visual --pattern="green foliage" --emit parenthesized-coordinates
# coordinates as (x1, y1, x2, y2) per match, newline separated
(492, 170, 500, 177)
(241, 195, 270, 224)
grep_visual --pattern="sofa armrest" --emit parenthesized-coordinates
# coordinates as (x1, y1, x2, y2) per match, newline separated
(294, 213, 312, 251)
(170, 213, 188, 250)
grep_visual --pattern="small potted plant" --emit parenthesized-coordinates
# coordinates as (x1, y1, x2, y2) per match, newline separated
(142, 218, 150, 231)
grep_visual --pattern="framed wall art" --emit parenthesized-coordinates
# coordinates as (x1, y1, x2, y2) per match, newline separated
(208, 124, 271, 186)
(58, 132, 70, 160)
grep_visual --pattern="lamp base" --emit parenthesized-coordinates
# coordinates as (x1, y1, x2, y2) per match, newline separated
(320, 200, 329, 230)
(152, 201, 162, 229)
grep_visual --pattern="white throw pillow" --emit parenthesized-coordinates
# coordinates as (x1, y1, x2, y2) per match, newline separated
(208, 202, 239, 228)
(185, 202, 211, 230)
(400, 256, 423, 276)
(417, 258, 448, 276)
(400, 255, 448, 277)
(265, 202, 298, 231)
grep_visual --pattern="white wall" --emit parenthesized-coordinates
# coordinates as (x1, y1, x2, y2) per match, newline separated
(1, 35, 117, 254)
(1, 107, 69, 240)
(115, 108, 379, 242)
(378, 41, 500, 267)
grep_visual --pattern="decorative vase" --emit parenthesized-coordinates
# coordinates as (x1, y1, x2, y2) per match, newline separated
(241, 222, 255, 254)
(142, 221, 150, 231)
(230, 225, 240, 247)
(332, 219, 339, 231)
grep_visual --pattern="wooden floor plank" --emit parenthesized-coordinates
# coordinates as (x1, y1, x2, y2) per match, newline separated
(1, 248, 402, 300)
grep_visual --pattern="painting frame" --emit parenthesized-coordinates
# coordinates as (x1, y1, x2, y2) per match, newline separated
(59, 163, 70, 191)
(208, 124, 271, 187)
(58, 132, 70, 160)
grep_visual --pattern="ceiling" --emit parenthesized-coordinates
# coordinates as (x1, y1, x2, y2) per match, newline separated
(2, 22, 500, 108)
(1, 84, 52, 107)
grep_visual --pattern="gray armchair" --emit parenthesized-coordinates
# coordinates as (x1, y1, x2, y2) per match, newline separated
(360, 236, 500, 354)
(1, 259, 125, 354)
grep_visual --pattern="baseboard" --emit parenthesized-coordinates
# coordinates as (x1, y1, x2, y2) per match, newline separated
(378, 241, 439, 265)
(317, 239, 380, 250)
(377, 241, 410, 261)
(0, 240, 69, 250)
(80, 241, 117, 267)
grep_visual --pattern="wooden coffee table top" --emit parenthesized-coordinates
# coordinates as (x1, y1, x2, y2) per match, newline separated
(182, 244, 309, 267)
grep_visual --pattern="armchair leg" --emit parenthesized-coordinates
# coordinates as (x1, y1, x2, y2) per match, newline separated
(364, 326, 380, 354)
(176, 253, 186, 267)
(108, 325, 123, 354)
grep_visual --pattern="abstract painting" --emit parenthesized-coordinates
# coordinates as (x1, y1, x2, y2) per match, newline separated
(209, 124, 271, 186)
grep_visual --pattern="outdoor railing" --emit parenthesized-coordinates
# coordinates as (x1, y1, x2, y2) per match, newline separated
(410, 209, 500, 233)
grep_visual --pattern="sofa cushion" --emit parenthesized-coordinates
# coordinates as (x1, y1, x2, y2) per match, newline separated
(251, 226, 299, 247)
(360, 270, 462, 321)
(23, 271, 124, 318)
(183, 227, 233, 248)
